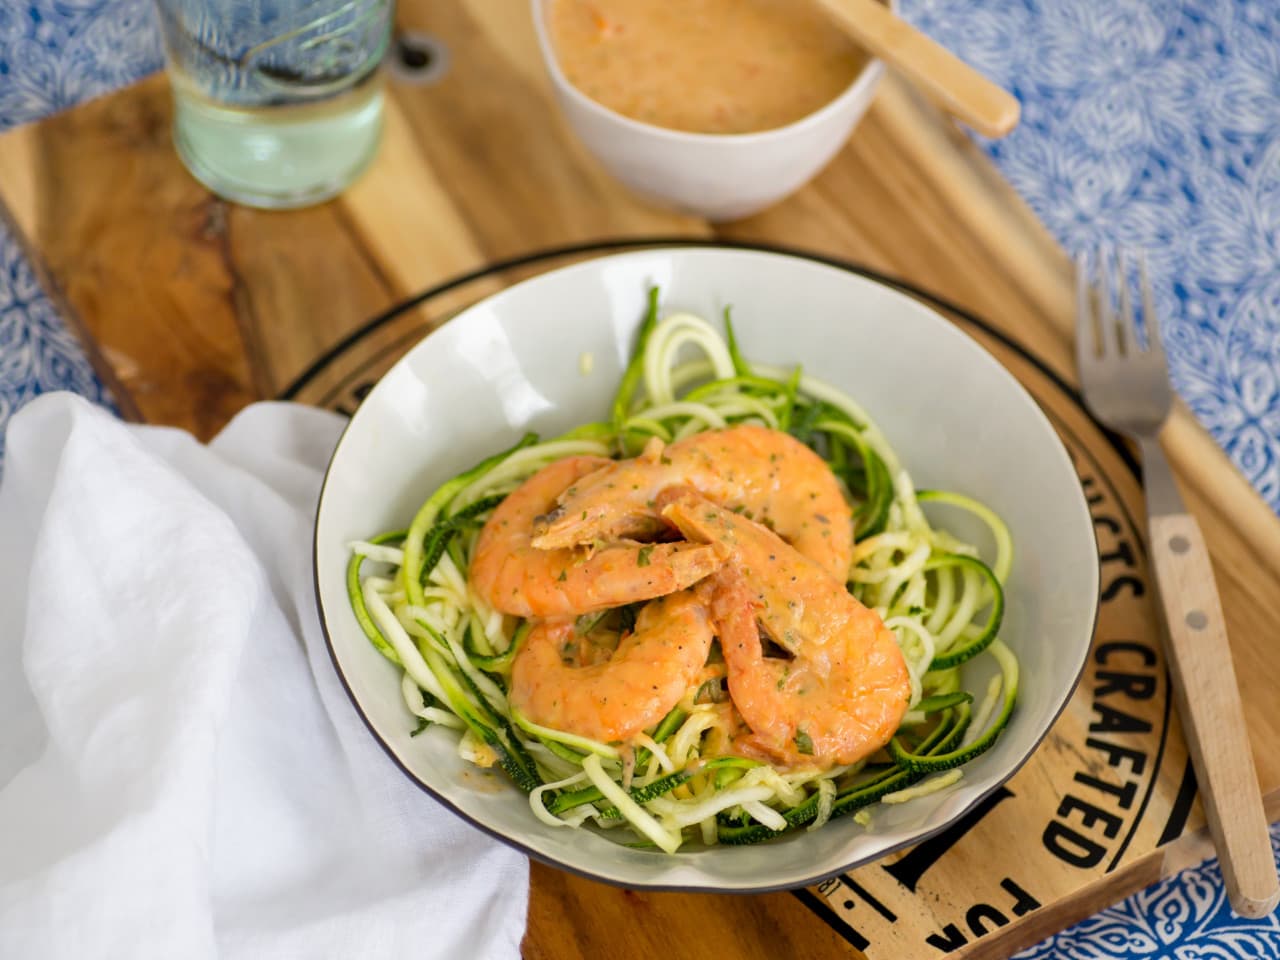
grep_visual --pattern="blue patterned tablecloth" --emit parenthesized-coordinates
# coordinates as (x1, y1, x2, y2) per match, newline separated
(911, 0, 1280, 512)
(3, 2, 1280, 956)
(0, 0, 153, 461)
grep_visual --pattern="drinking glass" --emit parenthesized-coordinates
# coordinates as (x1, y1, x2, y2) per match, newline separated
(152, 0, 393, 209)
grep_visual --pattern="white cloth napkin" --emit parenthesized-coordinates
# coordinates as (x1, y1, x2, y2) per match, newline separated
(0, 394, 528, 959)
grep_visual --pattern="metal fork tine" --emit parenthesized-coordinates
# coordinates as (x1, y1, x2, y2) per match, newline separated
(1075, 242, 1174, 439)
(1074, 250, 1096, 370)
(1140, 251, 1165, 360)
(1115, 249, 1135, 355)
(1073, 246, 1280, 920)
(1096, 248, 1121, 359)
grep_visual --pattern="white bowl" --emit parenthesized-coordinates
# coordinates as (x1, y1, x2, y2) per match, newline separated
(314, 247, 1098, 892)
(530, 0, 888, 221)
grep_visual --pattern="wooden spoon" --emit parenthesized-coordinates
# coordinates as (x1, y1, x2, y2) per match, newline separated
(813, 0, 1020, 138)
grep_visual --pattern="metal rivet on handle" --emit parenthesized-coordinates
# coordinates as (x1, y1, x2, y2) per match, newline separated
(1186, 610, 1208, 630)
(1169, 535, 1190, 554)
(388, 32, 449, 85)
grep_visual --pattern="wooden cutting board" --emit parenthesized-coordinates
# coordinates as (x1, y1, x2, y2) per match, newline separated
(3, 2, 1279, 956)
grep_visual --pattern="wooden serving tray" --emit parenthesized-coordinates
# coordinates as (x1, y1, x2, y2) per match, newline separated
(3, 3, 1279, 956)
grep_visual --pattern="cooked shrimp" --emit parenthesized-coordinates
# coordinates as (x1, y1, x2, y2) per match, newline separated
(530, 425, 853, 581)
(510, 589, 716, 743)
(662, 492, 910, 768)
(469, 456, 724, 619)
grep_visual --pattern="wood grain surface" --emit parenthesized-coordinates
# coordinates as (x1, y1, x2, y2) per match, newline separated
(3, 1, 1280, 956)
(1149, 511, 1280, 918)
(812, 0, 1020, 137)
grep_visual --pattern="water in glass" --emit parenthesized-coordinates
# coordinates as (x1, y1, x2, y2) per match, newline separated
(154, 0, 393, 208)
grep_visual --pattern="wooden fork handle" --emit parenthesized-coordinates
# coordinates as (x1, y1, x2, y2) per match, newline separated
(1149, 512, 1279, 917)
(811, 0, 1019, 138)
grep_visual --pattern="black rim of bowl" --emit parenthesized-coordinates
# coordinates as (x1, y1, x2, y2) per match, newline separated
(304, 238, 1108, 894)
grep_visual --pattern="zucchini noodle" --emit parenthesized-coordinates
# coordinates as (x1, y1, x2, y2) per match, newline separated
(348, 290, 1019, 852)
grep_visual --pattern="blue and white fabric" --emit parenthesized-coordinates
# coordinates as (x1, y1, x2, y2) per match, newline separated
(2, 1, 1280, 955)
(1014, 827, 1280, 959)
(907, 0, 1280, 509)
(0, 0, 160, 130)
(0, 0, 159, 464)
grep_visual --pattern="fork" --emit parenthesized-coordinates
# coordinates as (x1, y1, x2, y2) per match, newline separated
(1075, 250, 1280, 918)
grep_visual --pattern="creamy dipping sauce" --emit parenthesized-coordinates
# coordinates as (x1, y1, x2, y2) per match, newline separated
(547, 0, 869, 135)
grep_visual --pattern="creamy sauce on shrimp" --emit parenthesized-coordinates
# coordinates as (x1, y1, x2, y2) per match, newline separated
(547, 0, 869, 134)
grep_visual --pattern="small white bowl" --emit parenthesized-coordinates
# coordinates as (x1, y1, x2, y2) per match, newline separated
(314, 247, 1098, 892)
(530, 0, 888, 221)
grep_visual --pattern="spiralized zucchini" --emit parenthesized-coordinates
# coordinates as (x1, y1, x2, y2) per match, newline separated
(347, 290, 1018, 851)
